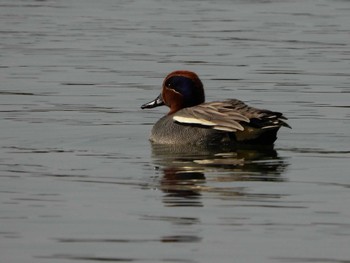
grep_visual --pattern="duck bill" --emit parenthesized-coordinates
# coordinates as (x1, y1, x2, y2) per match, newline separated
(141, 94, 165, 109)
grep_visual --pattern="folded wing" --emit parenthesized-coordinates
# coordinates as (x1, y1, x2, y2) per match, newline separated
(172, 99, 290, 132)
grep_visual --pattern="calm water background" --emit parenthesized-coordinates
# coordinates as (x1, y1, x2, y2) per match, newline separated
(1, 0, 350, 262)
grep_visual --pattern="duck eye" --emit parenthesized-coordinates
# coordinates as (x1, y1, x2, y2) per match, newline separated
(165, 77, 179, 89)
(165, 76, 194, 94)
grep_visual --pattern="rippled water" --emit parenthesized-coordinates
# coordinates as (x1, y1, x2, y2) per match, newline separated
(1, 0, 350, 262)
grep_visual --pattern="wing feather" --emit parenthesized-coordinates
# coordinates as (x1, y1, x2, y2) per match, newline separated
(172, 99, 290, 132)
(173, 101, 249, 132)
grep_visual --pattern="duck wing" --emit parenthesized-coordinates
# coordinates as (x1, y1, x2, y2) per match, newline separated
(172, 100, 249, 132)
(173, 99, 290, 132)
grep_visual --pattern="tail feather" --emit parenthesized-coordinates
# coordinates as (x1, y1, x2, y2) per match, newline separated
(249, 110, 291, 130)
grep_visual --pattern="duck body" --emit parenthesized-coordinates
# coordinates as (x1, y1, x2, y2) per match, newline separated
(142, 71, 290, 146)
(150, 113, 225, 145)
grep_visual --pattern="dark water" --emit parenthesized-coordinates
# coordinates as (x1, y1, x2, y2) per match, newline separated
(1, 0, 350, 262)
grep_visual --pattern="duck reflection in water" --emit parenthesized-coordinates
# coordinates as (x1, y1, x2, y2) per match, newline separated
(151, 144, 289, 207)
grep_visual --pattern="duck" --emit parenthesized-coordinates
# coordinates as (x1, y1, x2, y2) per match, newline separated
(141, 70, 290, 146)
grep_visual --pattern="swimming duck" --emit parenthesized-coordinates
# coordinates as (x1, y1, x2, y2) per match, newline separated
(141, 70, 290, 146)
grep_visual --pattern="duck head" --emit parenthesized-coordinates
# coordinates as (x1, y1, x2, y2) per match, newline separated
(141, 71, 205, 114)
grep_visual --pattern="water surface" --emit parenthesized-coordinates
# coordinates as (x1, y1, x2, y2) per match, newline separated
(1, 0, 350, 262)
